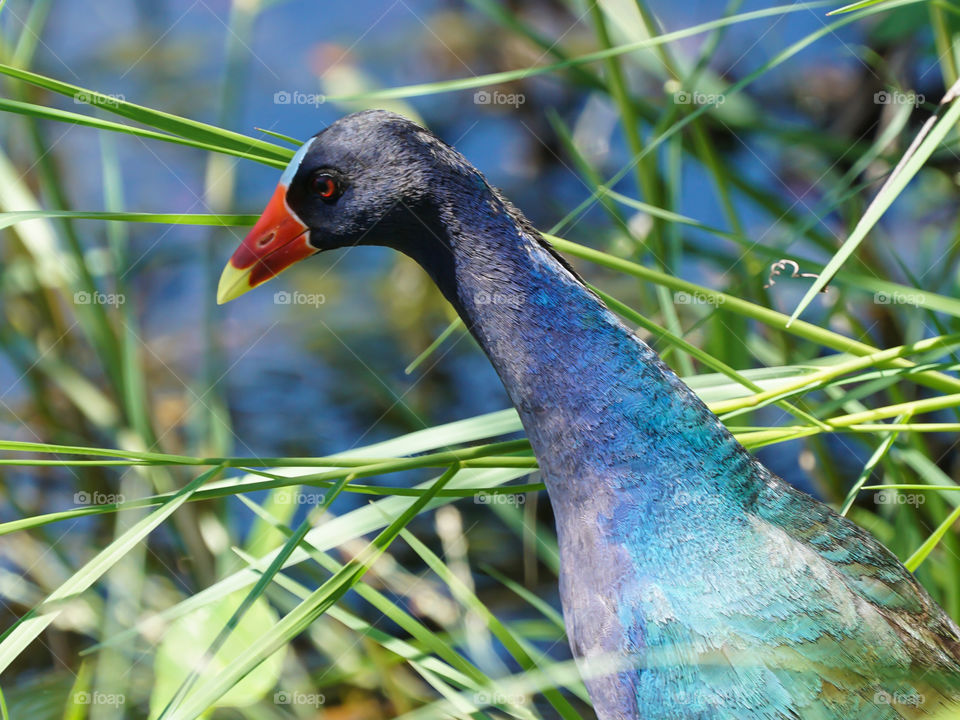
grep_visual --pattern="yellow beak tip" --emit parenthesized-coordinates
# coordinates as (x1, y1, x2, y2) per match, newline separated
(217, 262, 254, 305)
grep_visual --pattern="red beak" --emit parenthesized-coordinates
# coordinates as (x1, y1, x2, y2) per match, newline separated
(217, 183, 317, 304)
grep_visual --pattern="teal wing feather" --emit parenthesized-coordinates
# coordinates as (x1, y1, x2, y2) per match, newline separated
(749, 468, 960, 716)
(582, 458, 960, 719)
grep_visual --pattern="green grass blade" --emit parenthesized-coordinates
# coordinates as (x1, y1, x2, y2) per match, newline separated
(233, 499, 486, 676)
(399, 528, 583, 719)
(603, 188, 960, 320)
(0, 210, 258, 229)
(0, 63, 292, 162)
(906, 503, 960, 571)
(839, 413, 912, 515)
(788, 80, 960, 324)
(232, 497, 533, 715)
(253, 127, 303, 146)
(163, 465, 459, 719)
(827, 0, 901, 14)
(406, 317, 464, 375)
(546, 235, 960, 396)
(594, 287, 830, 430)
(230, 545, 503, 716)
(85, 464, 531, 657)
(325, 1, 873, 103)
(159, 475, 351, 716)
(0, 466, 222, 675)
(0, 98, 286, 167)
(480, 564, 565, 629)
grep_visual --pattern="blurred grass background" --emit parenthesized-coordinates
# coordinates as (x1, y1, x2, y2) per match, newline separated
(3, 0, 960, 717)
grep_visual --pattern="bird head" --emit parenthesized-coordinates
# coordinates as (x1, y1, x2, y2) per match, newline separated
(217, 109, 479, 304)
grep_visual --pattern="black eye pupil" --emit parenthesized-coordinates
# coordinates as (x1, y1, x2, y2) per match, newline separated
(313, 174, 337, 199)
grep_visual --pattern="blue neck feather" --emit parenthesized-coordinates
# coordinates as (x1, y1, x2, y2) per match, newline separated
(427, 191, 960, 719)
(438, 198, 751, 507)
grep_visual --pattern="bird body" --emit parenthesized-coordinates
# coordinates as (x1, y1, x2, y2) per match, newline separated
(219, 110, 960, 718)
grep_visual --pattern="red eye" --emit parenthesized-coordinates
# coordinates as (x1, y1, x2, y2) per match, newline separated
(312, 173, 338, 199)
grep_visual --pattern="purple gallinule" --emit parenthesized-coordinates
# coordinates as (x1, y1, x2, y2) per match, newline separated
(218, 110, 960, 719)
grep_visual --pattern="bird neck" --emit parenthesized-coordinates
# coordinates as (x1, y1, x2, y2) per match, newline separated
(431, 199, 751, 510)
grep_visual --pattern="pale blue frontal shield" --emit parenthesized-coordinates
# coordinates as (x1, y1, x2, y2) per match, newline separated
(279, 137, 317, 187)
